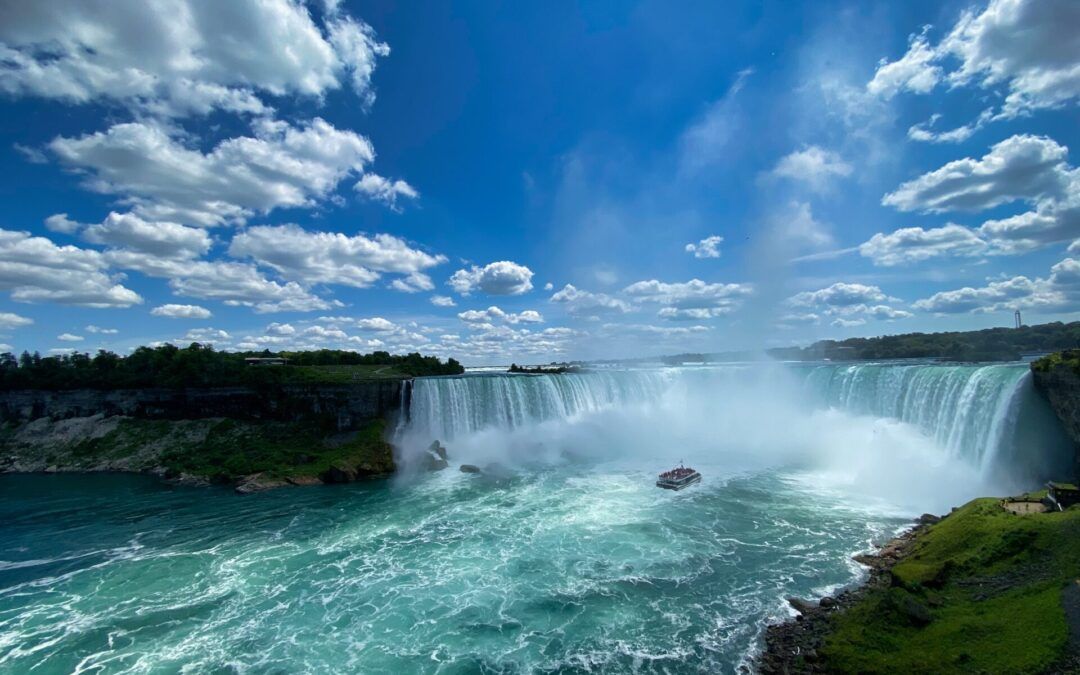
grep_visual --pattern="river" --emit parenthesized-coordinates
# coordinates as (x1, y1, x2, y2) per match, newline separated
(0, 362, 1072, 672)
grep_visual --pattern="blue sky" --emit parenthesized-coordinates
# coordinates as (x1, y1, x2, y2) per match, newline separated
(0, 0, 1078, 364)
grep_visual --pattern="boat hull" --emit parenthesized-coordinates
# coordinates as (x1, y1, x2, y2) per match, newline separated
(656, 472, 701, 491)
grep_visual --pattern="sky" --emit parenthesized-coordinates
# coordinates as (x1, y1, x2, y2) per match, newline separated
(0, 0, 1078, 364)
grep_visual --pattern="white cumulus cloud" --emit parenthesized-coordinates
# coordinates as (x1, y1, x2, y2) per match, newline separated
(449, 261, 534, 296)
(684, 235, 723, 259)
(151, 304, 212, 319)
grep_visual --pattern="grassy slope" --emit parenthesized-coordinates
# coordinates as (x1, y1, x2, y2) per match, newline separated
(277, 364, 411, 383)
(822, 498, 1080, 673)
(69, 417, 394, 482)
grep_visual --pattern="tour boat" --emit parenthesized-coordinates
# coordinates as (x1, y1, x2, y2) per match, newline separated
(656, 464, 701, 490)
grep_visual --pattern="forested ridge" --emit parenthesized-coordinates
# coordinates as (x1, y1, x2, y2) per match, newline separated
(0, 343, 464, 390)
(768, 320, 1080, 362)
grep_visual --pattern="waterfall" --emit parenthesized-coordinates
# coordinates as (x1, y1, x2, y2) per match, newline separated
(399, 363, 1072, 482)
(797, 363, 1031, 472)
(404, 370, 674, 440)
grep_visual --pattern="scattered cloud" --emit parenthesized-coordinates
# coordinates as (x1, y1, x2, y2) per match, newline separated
(458, 306, 544, 325)
(624, 278, 752, 319)
(788, 282, 890, 308)
(0, 312, 33, 329)
(0, 0, 388, 117)
(869, 0, 1080, 139)
(57, 333, 83, 342)
(430, 295, 456, 307)
(449, 261, 534, 296)
(859, 224, 989, 266)
(151, 304, 212, 319)
(549, 284, 632, 317)
(85, 325, 118, 334)
(913, 257, 1080, 314)
(44, 213, 82, 234)
(354, 173, 419, 211)
(183, 327, 230, 343)
(771, 146, 852, 192)
(866, 135, 1080, 263)
(167, 260, 339, 314)
(685, 235, 723, 259)
(0, 229, 141, 307)
(82, 212, 211, 259)
(229, 223, 445, 290)
(50, 118, 375, 227)
(786, 282, 912, 323)
(882, 135, 1071, 214)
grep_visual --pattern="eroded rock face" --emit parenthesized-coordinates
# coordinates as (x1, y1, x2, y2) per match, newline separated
(460, 464, 481, 474)
(1032, 363, 1080, 478)
(0, 382, 404, 432)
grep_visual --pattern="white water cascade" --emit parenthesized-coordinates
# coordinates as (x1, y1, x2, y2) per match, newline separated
(398, 362, 1072, 485)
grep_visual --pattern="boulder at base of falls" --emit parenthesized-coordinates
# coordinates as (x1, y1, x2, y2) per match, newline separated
(460, 464, 481, 474)
(787, 597, 817, 615)
(235, 473, 289, 494)
(422, 440, 449, 471)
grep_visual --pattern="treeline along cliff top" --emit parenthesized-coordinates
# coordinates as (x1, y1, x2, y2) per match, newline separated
(0, 343, 464, 390)
(767, 320, 1080, 362)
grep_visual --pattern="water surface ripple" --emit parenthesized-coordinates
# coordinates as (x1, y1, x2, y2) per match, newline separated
(0, 471, 901, 673)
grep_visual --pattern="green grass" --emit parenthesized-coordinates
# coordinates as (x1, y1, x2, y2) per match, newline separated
(285, 364, 411, 382)
(159, 417, 394, 481)
(822, 498, 1080, 673)
(66, 416, 395, 482)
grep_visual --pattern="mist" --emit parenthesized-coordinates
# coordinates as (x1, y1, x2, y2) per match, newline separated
(393, 363, 1062, 515)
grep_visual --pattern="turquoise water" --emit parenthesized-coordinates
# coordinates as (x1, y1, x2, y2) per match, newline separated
(0, 472, 902, 673)
(1, 362, 1072, 672)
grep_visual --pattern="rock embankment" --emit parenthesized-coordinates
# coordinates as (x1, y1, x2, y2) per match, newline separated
(756, 521, 931, 674)
(0, 413, 396, 493)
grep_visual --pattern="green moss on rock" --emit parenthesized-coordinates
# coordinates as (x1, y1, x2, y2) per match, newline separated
(821, 498, 1080, 673)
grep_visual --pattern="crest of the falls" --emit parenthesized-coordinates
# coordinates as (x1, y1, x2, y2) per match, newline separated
(399, 362, 1072, 484)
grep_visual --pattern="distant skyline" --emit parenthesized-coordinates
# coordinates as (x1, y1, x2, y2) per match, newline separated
(0, 0, 1078, 364)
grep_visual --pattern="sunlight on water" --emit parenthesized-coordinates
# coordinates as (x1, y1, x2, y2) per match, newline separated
(0, 363, 1072, 673)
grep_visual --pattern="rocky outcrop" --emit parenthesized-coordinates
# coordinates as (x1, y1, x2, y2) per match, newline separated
(757, 520, 933, 674)
(421, 440, 449, 471)
(1032, 357, 1080, 478)
(0, 381, 405, 431)
(0, 412, 397, 493)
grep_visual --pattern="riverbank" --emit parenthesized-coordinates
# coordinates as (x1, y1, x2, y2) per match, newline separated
(0, 415, 395, 492)
(756, 496, 1080, 674)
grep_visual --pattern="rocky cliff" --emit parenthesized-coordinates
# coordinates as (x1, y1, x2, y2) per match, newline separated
(0, 381, 408, 491)
(1032, 352, 1080, 479)
(0, 381, 405, 430)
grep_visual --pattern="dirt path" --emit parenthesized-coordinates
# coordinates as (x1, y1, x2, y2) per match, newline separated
(1047, 580, 1080, 674)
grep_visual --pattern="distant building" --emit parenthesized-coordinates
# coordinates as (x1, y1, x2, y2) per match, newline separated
(245, 357, 289, 366)
(1047, 482, 1080, 510)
